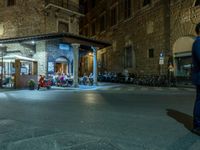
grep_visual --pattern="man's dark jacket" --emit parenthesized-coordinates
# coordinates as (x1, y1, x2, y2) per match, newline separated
(192, 36, 200, 85)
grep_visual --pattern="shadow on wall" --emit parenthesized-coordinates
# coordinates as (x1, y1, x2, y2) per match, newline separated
(166, 109, 193, 130)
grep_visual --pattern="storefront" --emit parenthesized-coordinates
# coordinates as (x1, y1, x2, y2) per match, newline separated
(0, 33, 111, 88)
(0, 54, 37, 88)
(173, 36, 195, 81)
(174, 52, 192, 78)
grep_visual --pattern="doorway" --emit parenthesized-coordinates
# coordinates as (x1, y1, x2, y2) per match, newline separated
(55, 56, 69, 74)
(55, 63, 68, 74)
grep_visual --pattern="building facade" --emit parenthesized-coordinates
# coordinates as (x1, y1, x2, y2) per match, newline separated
(0, 0, 82, 76)
(80, 0, 200, 80)
(0, 0, 81, 37)
(170, 0, 200, 79)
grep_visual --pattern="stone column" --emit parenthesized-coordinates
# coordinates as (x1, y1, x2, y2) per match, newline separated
(92, 47, 98, 86)
(72, 44, 80, 88)
(68, 62, 71, 75)
(33, 41, 47, 76)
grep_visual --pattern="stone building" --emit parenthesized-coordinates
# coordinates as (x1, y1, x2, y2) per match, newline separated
(0, 0, 111, 88)
(0, 0, 83, 76)
(79, 0, 200, 80)
(170, 0, 200, 80)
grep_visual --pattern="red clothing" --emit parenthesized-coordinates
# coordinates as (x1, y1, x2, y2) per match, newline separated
(39, 76, 45, 86)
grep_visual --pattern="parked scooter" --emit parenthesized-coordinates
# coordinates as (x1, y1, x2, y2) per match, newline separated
(37, 75, 51, 90)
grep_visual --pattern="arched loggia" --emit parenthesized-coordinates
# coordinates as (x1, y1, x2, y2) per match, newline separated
(172, 36, 195, 78)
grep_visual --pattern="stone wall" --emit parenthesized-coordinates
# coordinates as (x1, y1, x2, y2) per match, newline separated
(46, 40, 73, 74)
(0, 0, 80, 38)
(5, 43, 34, 57)
(0, 0, 81, 76)
(80, 0, 199, 76)
(33, 41, 47, 76)
(170, 0, 198, 48)
(81, 0, 168, 75)
(0, 0, 45, 38)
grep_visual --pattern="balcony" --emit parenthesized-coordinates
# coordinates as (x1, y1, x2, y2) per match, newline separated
(45, 0, 84, 16)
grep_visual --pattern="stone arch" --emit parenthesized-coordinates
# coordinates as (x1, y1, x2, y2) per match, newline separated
(55, 56, 69, 63)
(172, 36, 195, 77)
(172, 36, 195, 54)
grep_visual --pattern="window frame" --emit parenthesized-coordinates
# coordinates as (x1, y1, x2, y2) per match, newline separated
(57, 20, 69, 33)
(124, 46, 133, 68)
(110, 3, 118, 27)
(6, 0, 16, 7)
(99, 12, 106, 32)
(84, 1, 88, 14)
(91, 20, 96, 36)
(124, 0, 132, 19)
(148, 48, 154, 58)
(84, 25, 89, 36)
(143, 0, 151, 7)
(91, 0, 96, 8)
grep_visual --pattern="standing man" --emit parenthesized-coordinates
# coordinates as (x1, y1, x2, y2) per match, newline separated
(168, 63, 174, 86)
(192, 23, 200, 135)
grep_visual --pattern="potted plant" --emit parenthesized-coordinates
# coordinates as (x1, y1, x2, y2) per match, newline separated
(28, 79, 35, 90)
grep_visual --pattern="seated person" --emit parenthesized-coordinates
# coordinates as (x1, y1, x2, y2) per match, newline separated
(38, 75, 45, 89)
(80, 73, 88, 85)
(89, 73, 93, 85)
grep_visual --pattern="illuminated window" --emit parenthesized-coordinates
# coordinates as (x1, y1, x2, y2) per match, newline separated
(85, 57, 88, 72)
